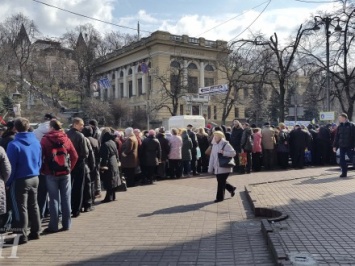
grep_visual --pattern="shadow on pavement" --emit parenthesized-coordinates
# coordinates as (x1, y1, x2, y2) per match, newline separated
(138, 201, 214, 217)
(294, 175, 354, 185)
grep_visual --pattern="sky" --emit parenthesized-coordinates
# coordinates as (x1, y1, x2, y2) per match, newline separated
(0, 0, 343, 43)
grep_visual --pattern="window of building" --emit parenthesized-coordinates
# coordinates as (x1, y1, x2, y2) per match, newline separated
(120, 71, 124, 78)
(192, 105, 200, 115)
(128, 68, 133, 75)
(205, 64, 214, 71)
(112, 72, 115, 79)
(129, 81, 133, 98)
(204, 78, 214, 87)
(235, 107, 239, 118)
(170, 61, 180, 68)
(138, 78, 143, 95)
(120, 83, 124, 98)
(171, 74, 180, 93)
(111, 85, 115, 98)
(208, 106, 211, 119)
(180, 104, 184, 115)
(188, 63, 198, 70)
(243, 88, 249, 100)
(214, 106, 217, 120)
(188, 76, 198, 93)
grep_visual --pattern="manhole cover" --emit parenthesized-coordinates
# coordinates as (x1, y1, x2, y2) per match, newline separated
(288, 252, 318, 266)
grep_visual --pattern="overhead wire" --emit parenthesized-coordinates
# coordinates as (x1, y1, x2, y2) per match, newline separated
(32, 0, 152, 33)
(228, 0, 272, 43)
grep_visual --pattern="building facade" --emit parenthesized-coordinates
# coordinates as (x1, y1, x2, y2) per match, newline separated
(94, 31, 245, 127)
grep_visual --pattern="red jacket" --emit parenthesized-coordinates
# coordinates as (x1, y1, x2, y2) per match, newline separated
(40, 130, 78, 175)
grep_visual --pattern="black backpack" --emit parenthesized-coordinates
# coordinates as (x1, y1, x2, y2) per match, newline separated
(48, 140, 71, 176)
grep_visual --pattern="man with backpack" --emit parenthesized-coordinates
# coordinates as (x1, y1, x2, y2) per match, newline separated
(67, 118, 88, 218)
(40, 120, 78, 233)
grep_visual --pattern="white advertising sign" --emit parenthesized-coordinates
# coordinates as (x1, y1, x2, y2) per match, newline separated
(198, 84, 228, 95)
(319, 112, 335, 121)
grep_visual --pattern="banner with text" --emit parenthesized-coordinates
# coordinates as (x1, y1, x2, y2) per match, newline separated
(198, 84, 229, 95)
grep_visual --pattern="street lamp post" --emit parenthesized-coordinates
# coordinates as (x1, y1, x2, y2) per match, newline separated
(313, 16, 342, 112)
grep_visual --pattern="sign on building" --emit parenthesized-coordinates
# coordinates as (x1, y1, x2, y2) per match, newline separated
(198, 84, 228, 95)
(319, 112, 335, 121)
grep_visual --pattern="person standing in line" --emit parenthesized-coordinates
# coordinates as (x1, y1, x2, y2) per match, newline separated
(100, 130, 121, 203)
(181, 129, 193, 177)
(121, 127, 139, 187)
(333, 113, 355, 178)
(0, 121, 16, 151)
(40, 120, 78, 233)
(196, 127, 209, 173)
(230, 119, 244, 173)
(186, 124, 199, 176)
(277, 123, 290, 170)
(208, 131, 237, 203)
(261, 122, 276, 170)
(0, 146, 11, 229)
(251, 125, 262, 172)
(168, 128, 183, 179)
(66, 117, 88, 218)
(240, 123, 253, 174)
(141, 130, 161, 184)
(6, 118, 42, 244)
(289, 125, 310, 169)
(156, 127, 170, 179)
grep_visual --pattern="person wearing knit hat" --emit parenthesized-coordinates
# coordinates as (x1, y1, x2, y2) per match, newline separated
(209, 130, 236, 203)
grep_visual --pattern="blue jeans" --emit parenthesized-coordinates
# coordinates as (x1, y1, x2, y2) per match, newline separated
(339, 147, 353, 176)
(46, 175, 71, 231)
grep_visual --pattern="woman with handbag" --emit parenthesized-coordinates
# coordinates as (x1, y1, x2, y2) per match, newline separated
(100, 130, 121, 203)
(208, 131, 237, 203)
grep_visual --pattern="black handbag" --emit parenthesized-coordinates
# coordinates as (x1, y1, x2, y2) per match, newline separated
(218, 143, 236, 168)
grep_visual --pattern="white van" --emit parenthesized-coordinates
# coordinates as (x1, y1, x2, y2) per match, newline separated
(168, 115, 205, 130)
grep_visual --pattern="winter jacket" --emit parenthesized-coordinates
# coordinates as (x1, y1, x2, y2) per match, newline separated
(33, 121, 50, 141)
(0, 147, 11, 215)
(230, 127, 244, 153)
(187, 129, 198, 155)
(289, 128, 310, 151)
(40, 130, 79, 176)
(241, 127, 253, 152)
(141, 135, 161, 166)
(6, 132, 42, 187)
(252, 130, 262, 153)
(182, 132, 193, 161)
(277, 130, 290, 153)
(157, 133, 170, 161)
(208, 139, 236, 175)
(100, 132, 121, 189)
(67, 128, 89, 162)
(318, 126, 331, 142)
(261, 126, 275, 150)
(197, 134, 209, 155)
(121, 136, 139, 168)
(333, 122, 355, 149)
(168, 135, 183, 160)
(0, 131, 15, 151)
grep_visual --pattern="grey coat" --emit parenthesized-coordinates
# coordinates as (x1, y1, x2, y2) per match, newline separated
(0, 146, 11, 215)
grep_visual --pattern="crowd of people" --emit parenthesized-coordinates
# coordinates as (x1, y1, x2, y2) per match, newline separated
(0, 112, 349, 245)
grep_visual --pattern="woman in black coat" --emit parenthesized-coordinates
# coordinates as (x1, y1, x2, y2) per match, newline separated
(197, 127, 209, 173)
(100, 131, 121, 203)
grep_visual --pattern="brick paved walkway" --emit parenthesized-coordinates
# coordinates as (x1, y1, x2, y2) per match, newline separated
(1, 171, 278, 266)
(246, 167, 355, 265)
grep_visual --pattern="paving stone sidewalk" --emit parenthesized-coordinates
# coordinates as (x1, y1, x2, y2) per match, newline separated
(246, 167, 355, 265)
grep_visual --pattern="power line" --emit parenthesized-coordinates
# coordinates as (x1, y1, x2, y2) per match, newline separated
(293, 0, 339, 3)
(32, 0, 152, 33)
(229, 0, 271, 43)
(196, 0, 271, 37)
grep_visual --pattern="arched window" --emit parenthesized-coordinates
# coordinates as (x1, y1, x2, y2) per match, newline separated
(205, 64, 214, 71)
(170, 61, 180, 68)
(120, 71, 124, 77)
(188, 63, 198, 69)
(128, 68, 133, 75)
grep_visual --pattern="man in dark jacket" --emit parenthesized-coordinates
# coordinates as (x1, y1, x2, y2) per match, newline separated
(141, 130, 161, 184)
(230, 119, 244, 173)
(333, 113, 355, 177)
(289, 125, 310, 169)
(187, 124, 199, 176)
(66, 117, 89, 217)
(156, 128, 170, 179)
(0, 121, 16, 151)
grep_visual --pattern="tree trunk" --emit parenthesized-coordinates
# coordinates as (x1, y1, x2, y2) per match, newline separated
(346, 101, 354, 121)
(279, 81, 286, 122)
